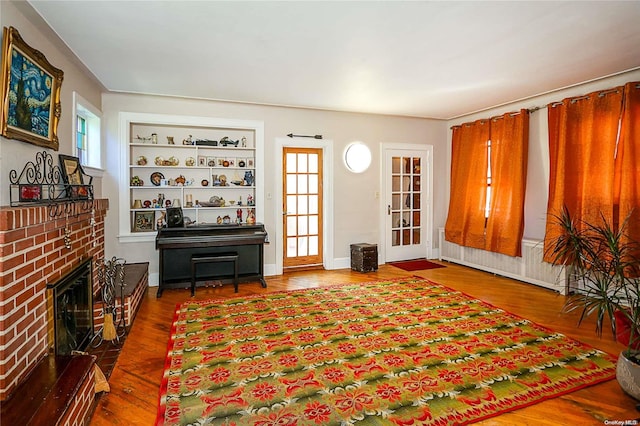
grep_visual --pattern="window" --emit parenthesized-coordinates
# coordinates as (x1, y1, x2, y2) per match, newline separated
(73, 92, 102, 170)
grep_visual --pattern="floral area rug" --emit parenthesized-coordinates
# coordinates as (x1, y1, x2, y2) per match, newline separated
(156, 277, 616, 425)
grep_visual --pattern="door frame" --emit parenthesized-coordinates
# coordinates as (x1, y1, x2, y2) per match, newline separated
(379, 143, 434, 262)
(275, 137, 334, 275)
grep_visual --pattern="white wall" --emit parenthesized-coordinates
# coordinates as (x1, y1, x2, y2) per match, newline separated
(0, 1, 105, 206)
(445, 69, 640, 242)
(101, 93, 447, 279)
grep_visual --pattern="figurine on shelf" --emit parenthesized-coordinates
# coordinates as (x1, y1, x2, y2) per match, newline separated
(244, 170, 254, 186)
(157, 211, 166, 228)
(246, 208, 256, 224)
(236, 208, 243, 224)
(167, 136, 175, 144)
(183, 135, 193, 145)
(247, 194, 254, 206)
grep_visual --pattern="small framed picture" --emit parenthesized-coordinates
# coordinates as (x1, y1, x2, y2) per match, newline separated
(19, 184, 41, 202)
(59, 154, 83, 185)
(247, 158, 255, 168)
(133, 211, 155, 232)
(206, 156, 216, 167)
(198, 155, 206, 167)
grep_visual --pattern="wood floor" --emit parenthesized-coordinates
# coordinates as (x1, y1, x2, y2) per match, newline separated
(89, 262, 639, 425)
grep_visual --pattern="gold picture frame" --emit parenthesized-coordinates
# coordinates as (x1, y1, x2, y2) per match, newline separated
(0, 26, 64, 150)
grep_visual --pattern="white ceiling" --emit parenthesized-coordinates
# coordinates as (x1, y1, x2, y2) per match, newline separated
(28, 1, 640, 120)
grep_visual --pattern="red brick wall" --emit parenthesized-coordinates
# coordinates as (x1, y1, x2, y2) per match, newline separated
(0, 199, 109, 401)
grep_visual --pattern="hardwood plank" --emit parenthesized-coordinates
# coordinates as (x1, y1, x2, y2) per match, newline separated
(89, 262, 640, 425)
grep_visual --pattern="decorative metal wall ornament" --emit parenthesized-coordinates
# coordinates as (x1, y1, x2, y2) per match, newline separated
(287, 133, 323, 139)
(9, 150, 94, 215)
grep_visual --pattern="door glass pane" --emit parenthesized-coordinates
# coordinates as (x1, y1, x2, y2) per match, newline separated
(309, 215, 318, 234)
(297, 154, 308, 173)
(403, 229, 411, 246)
(309, 175, 318, 193)
(286, 174, 297, 193)
(309, 236, 318, 256)
(392, 194, 400, 210)
(309, 195, 318, 214)
(298, 216, 308, 235)
(392, 157, 401, 174)
(298, 237, 308, 256)
(308, 154, 318, 173)
(413, 229, 421, 244)
(287, 195, 297, 214)
(286, 153, 297, 173)
(287, 216, 297, 235)
(403, 192, 411, 208)
(298, 175, 308, 194)
(392, 212, 400, 229)
(413, 157, 421, 173)
(392, 230, 400, 246)
(287, 237, 297, 257)
(298, 195, 308, 214)
(392, 176, 401, 192)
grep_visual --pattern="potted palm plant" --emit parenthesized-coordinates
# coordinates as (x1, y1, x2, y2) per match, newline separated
(546, 206, 640, 400)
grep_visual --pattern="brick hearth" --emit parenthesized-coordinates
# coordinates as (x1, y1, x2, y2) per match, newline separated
(0, 199, 108, 401)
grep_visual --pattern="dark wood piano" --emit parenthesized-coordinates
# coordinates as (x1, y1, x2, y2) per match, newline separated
(155, 223, 268, 297)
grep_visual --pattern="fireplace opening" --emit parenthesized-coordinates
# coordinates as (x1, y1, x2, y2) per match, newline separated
(47, 258, 94, 355)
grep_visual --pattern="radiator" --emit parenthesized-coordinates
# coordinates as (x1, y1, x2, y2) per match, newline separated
(438, 228, 567, 294)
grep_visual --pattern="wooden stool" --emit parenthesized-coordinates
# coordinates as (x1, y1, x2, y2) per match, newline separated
(190, 253, 239, 295)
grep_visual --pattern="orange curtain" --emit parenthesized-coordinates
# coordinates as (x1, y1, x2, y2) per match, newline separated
(445, 120, 489, 249)
(616, 82, 640, 250)
(543, 88, 624, 262)
(485, 110, 529, 257)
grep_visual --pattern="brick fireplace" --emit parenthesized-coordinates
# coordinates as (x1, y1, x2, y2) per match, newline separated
(0, 199, 108, 401)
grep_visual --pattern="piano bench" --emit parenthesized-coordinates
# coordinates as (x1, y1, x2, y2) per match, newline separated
(190, 252, 239, 295)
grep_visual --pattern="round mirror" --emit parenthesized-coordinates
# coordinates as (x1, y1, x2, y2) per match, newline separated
(344, 142, 372, 173)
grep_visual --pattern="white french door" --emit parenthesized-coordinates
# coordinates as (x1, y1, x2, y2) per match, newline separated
(383, 146, 432, 262)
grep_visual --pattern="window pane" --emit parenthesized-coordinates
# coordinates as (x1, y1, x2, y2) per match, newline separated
(286, 153, 297, 173)
(297, 154, 307, 173)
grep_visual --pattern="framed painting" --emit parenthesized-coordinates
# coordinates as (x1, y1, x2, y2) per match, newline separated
(0, 26, 64, 150)
(133, 211, 155, 232)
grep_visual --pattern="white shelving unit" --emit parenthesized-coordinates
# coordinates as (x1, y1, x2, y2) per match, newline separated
(118, 112, 264, 242)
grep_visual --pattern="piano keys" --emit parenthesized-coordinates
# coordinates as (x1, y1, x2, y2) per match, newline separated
(155, 223, 268, 297)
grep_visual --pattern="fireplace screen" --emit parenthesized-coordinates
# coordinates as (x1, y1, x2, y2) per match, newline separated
(48, 259, 93, 355)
